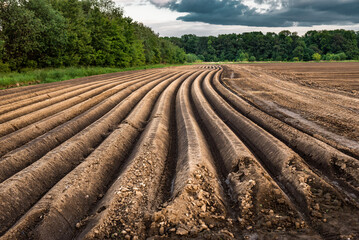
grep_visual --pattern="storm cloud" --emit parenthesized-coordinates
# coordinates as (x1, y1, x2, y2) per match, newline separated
(148, 0, 359, 27)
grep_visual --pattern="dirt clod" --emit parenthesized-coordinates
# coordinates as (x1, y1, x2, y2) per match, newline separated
(176, 227, 189, 235)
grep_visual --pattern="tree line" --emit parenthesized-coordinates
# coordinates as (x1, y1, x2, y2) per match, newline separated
(166, 30, 359, 62)
(1, 0, 358, 73)
(0, 0, 186, 72)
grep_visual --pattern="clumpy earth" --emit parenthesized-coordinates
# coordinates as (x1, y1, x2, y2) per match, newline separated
(0, 63, 358, 239)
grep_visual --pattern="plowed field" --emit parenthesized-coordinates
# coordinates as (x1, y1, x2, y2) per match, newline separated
(0, 64, 359, 240)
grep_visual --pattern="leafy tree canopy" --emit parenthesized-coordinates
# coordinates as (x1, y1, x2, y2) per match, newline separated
(0, 0, 186, 71)
(169, 30, 359, 62)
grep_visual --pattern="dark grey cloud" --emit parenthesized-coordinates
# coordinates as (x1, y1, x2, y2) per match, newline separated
(149, 0, 359, 27)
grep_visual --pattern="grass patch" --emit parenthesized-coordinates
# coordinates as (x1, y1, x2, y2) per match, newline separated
(0, 64, 184, 89)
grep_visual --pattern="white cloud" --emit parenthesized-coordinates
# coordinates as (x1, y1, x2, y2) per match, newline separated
(242, 0, 284, 13)
(114, 0, 359, 37)
(149, 0, 172, 6)
(152, 21, 359, 37)
(115, 0, 185, 26)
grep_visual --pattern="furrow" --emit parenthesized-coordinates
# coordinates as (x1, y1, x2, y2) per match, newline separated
(145, 70, 233, 239)
(0, 72, 180, 235)
(0, 71, 155, 116)
(0, 72, 167, 137)
(0, 69, 153, 104)
(192, 70, 319, 238)
(0, 64, 357, 239)
(0, 83, 73, 103)
(0, 77, 115, 117)
(0, 74, 172, 182)
(0, 78, 121, 124)
(76, 71, 198, 240)
(214, 68, 359, 200)
(204, 70, 359, 238)
(0, 70, 192, 240)
(223, 65, 359, 158)
(0, 71, 170, 159)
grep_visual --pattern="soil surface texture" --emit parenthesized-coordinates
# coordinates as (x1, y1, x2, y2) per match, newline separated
(0, 63, 359, 240)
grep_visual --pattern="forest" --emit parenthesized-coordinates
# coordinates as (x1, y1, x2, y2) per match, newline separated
(0, 0, 187, 72)
(167, 30, 359, 62)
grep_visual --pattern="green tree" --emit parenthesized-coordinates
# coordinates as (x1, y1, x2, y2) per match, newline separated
(292, 46, 304, 60)
(206, 38, 217, 61)
(0, 38, 4, 61)
(25, 0, 67, 67)
(0, 0, 43, 69)
(0, 38, 10, 72)
(134, 22, 162, 64)
(181, 34, 199, 53)
(52, 0, 94, 66)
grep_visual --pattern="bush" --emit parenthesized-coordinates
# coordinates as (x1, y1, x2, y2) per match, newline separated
(237, 52, 249, 61)
(292, 57, 299, 62)
(275, 56, 282, 61)
(337, 52, 347, 60)
(0, 61, 11, 73)
(323, 52, 347, 61)
(332, 54, 341, 61)
(197, 55, 205, 61)
(249, 56, 256, 62)
(312, 53, 321, 62)
(186, 53, 199, 63)
(323, 53, 334, 61)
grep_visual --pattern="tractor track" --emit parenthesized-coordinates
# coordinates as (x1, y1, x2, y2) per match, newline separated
(0, 65, 358, 239)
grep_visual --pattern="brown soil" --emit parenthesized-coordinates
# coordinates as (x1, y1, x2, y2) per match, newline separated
(222, 63, 359, 156)
(0, 63, 359, 240)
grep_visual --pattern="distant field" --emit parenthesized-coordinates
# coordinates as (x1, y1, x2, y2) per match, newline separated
(240, 62, 359, 95)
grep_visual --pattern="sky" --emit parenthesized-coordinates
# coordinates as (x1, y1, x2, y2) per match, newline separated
(114, 0, 359, 37)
